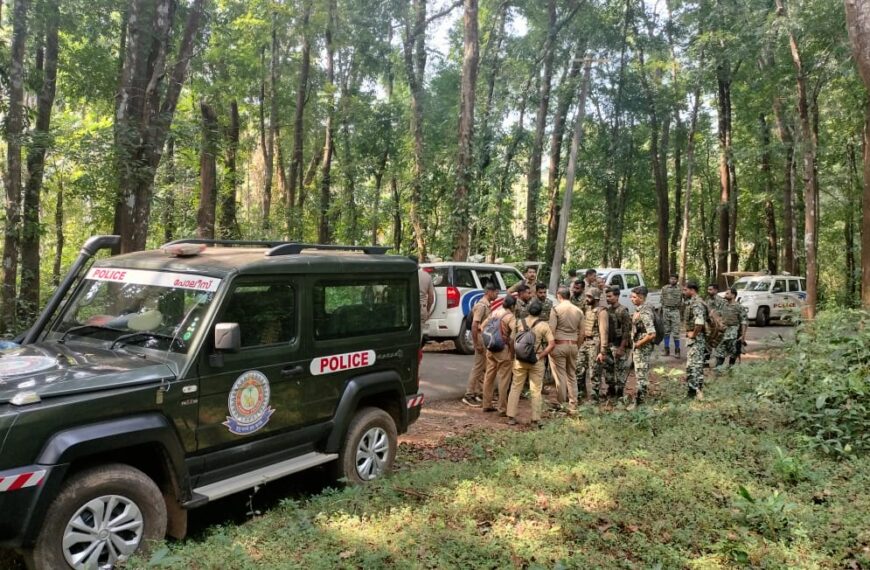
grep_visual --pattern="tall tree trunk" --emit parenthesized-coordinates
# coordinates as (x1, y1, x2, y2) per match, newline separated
(543, 51, 583, 273)
(525, 0, 557, 260)
(402, 0, 430, 257)
(287, 0, 312, 239)
(679, 88, 701, 283)
(759, 113, 778, 273)
(777, 0, 818, 318)
(196, 100, 218, 239)
(716, 61, 732, 286)
(846, 140, 860, 305)
(53, 179, 63, 286)
(844, 0, 870, 308)
(163, 137, 176, 242)
(548, 57, 592, 292)
(2, 0, 27, 332)
(319, 0, 336, 244)
(772, 98, 796, 273)
(392, 175, 402, 253)
(219, 100, 241, 239)
(728, 158, 739, 271)
(20, 0, 59, 323)
(262, 15, 279, 231)
(113, 0, 205, 253)
(451, 0, 479, 261)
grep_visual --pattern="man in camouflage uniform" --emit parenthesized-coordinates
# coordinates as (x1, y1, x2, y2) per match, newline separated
(683, 280, 707, 400)
(508, 266, 538, 295)
(578, 287, 609, 402)
(714, 287, 748, 371)
(660, 273, 683, 357)
(514, 283, 533, 319)
(570, 279, 585, 308)
(604, 286, 632, 400)
(705, 283, 726, 366)
(534, 282, 554, 321)
(628, 286, 657, 410)
(462, 283, 498, 407)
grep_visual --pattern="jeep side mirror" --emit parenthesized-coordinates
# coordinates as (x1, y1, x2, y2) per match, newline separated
(214, 322, 241, 352)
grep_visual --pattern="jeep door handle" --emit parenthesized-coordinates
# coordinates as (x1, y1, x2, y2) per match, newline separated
(281, 365, 304, 378)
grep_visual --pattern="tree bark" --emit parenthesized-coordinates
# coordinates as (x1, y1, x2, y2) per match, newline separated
(392, 175, 402, 254)
(113, 0, 205, 253)
(53, 179, 64, 286)
(287, 0, 312, 239)
(844, 0, 870, 308)
(262, 14, 279, 231)
(777, 0, 818, 318)
(716, 61, 732, 286)
(759, 113, 778, 274)
(319, 0, 336, 244)
(451, 0, 479, 261)
(196, 100, 218, 239)
(679, 88, 701, 283)
(219, 100, 241, 239)
(772, 97, 796, 273)
(548, 57, 592, 292)
(20, 0, 59, 323)
(525, 0, 557, 261)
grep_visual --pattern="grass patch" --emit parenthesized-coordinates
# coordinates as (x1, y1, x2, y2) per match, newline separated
(133, 365, 870, 569)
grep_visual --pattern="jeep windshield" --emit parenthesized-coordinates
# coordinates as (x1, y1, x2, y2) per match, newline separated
(48, 268, 221, 353)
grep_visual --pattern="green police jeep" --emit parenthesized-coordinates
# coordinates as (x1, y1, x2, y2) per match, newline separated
(0, 237, 423, 569)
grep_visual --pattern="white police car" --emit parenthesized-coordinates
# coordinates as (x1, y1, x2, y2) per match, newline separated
(734, 274, 807, 326)
(420, 262, 524, 354)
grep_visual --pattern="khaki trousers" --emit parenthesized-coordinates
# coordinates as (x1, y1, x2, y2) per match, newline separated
(483, 349, 512, 412)
(549, 343, 579, 408)
(507, 360, 545, 421)
(465, 346, 486, 398)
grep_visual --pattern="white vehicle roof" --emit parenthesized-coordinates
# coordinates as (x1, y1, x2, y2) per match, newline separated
(595, 268, 640, 275)
(740, 274, 804, 281)
(421, 261, 523, 272)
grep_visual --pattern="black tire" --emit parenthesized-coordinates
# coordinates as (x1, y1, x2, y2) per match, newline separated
(756, 306, 770, 327)
(453, 318, 475, 355)
(26, 464, 166, 570)
(331, 407, 398, 485)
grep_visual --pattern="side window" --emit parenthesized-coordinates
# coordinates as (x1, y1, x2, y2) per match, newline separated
(314, 279, 410, 340)
(221, 282, 296, 348)
(500, 270, 521, 289)
(799, 278, 806, 292)
(773, 279, 787, 294)
(453, 269, 476, 288)
(428, 268, 449, 287)
(610, 274, 625, 290)
(624, 273, 641, 289)
(788, 279, 800, 292)
(475, 270, 497, 289)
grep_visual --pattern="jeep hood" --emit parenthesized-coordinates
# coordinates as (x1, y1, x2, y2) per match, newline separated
(0, 343, 175, 403)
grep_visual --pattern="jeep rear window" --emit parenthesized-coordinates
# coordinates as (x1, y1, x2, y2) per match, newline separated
(313, 279, 410, 340)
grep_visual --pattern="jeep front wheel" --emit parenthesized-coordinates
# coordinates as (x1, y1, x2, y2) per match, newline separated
(28, 464, 166, 570)
(334, 407, 397, 484)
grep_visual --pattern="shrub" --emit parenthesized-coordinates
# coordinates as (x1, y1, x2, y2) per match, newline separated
(754, 309, 870, 457)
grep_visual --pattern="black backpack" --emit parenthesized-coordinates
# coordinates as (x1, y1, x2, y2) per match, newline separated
(652, 308, 665, 345)
(514, 318, 542, 364)
(482, 313, 506, 352)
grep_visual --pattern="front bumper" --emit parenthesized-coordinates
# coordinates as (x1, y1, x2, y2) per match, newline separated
(0, 464, 67, 548)
(405, 393, 424, 427)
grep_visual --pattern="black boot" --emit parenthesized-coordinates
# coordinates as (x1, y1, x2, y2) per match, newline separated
(664, 345, 670, 356)
(729, 356, 737, 366)
(675, 346, 681, 358)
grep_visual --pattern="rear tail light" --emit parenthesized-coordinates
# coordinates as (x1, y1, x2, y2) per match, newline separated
(446, 286, 460, 308)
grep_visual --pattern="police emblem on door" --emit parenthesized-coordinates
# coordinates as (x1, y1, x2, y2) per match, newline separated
(223, 370, 275, 435)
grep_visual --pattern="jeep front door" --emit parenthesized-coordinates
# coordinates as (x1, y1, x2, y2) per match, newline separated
(195, 277, 304, 453)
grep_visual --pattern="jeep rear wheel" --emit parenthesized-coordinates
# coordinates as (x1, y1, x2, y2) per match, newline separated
(453, 318, 475, 355)
(28, 464, 166, 570)
(756, 306, 770, 327)
(333, 407, 397, 484)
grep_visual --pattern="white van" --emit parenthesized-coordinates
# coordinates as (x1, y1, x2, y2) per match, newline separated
(735, 275, 807, 326)
(421, 262, 525, 354)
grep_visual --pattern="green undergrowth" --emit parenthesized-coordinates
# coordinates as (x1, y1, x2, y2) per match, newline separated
(134, 363, 870, 569)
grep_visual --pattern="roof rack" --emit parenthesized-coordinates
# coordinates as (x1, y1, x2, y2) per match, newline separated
(162, 238, 286, 248)
(160, 238, 390, 256)
(266, 243, 390, 256)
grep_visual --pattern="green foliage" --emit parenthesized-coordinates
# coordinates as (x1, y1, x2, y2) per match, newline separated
(733, 486, 797, 540)
(750, 309, 870, 457)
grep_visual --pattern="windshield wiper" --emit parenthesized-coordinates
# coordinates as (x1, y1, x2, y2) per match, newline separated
(59, 324, 123, 344)
(109, 332, 185, 351)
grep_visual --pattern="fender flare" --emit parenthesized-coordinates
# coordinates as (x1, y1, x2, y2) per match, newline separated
(325, 370, 407, 453)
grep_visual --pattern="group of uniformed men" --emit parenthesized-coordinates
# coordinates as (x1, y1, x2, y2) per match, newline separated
(458, 266, 750, 427)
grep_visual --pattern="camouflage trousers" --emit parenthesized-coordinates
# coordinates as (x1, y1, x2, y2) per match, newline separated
(604, 345, 629, 397)
(686, 335, 707, 394)
(714, 326, 740, 361)
(578, 339, 607, 400)
(633, 344, 653, 398)
(662, 307, 681, 338)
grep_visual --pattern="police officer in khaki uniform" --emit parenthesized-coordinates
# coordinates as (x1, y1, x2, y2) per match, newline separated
(481, 295, 517, 415)
(547, 287, 583, 413)
(506, 300, 555, 428)
(462, 283, 498, 407)
(578, 287, 609, 402)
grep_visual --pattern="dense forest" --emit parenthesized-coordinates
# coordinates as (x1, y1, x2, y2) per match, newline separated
(0, 0, 869, 334)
